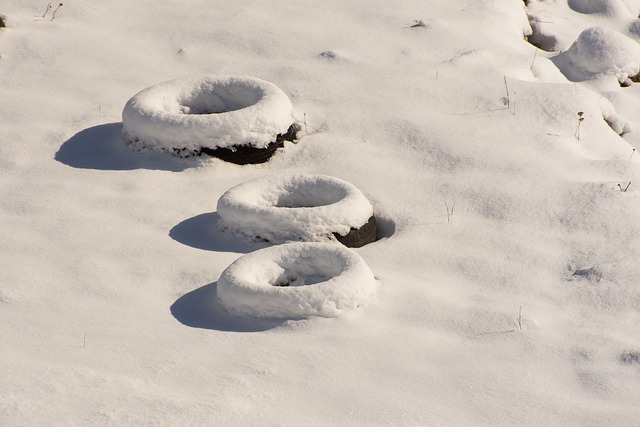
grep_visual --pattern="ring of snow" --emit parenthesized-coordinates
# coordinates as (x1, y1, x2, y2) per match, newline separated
(122, 75, 294, 155)
(216, 242, 377, 319)
(217, 174, 376, 246)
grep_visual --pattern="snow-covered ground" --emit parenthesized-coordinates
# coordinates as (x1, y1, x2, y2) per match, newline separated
(2, 0, 640, 424)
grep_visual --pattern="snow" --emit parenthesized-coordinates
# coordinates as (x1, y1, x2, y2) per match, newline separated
(554, 26, 640, 82)
(2, 0, 640, 425)
(217, 242, 377, 319)
(122, 75, 294, 153)
(568, 0, 634, 18)
(217, 174, 374, 244)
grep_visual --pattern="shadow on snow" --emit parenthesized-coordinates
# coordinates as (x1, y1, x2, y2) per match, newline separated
(170, 282, 285, 332)
(55, 122, 196, 171)
(169, 211, 270, 254)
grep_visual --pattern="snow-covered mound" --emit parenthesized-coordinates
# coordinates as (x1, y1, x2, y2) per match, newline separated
(217, 174, 375, 245)
(553, 26, 640, 81)
(122, 75, 294, 154)
(217, 242, 377, 319)
(568, 0, 635, 18)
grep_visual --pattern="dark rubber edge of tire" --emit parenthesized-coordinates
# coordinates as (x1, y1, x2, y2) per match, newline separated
(333, 215, 377, 248)
(198, 123, 298, 165)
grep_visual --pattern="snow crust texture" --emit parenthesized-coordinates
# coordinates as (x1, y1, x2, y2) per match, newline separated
(4, 0, 640, 424)
(122, 75, 294, 153)
(217, 242, 377, 319)
(217, 174, 374, 244)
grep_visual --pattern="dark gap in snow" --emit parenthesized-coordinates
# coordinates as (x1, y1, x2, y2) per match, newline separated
(0, 16, 5, 28)
(319, 50, 338, 59)
(603, 116, 629, 136)
(621, 72, 640, 87)
(604, 118, 622, 135)
(271, 274, 328, 287)
(273, 282, 291, 287)
(525, 16, 559, 52)
(571, 266, 603, 282)
(620, 351, 640, 365)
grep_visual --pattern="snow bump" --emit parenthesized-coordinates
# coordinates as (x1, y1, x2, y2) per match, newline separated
(554, 26, 640, 81)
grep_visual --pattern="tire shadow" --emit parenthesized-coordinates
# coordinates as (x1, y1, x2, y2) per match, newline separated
(55, 122, 195, 171)
(169, 212, 270, 254)
(376, 214, 396, 240)
(170, 282, 284, 332)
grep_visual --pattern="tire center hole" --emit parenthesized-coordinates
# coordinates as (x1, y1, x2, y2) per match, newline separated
(176, 85, 262, 115)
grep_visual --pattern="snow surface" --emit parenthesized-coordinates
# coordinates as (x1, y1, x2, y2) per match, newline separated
(217, 174, 374, 243)
(122, 75, 294, 153)
(217, 242, 377, 319)
(2, 0, 640, 425)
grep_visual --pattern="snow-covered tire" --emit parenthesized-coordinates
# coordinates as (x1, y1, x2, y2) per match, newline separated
(217, 174, 377, 247)
(122, 75, 295, 162)
(200, 123, 297, 165)
(553, 27, 640, 82)
(216, 242, 377, 319)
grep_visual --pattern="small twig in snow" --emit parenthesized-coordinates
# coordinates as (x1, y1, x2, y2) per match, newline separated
(51, 3, 63, 21)
(445, 202, 456, 224)
(42, 2, 52, 18)
(503, 76, 510, 109)
(575, 111, 584, 140)
(530, 48, 538, 71)
(618, 182, 631, 192)
(588, 97, 603, 117)
(631, 148, 636, 160)
(294, 113, 320, 136)
(515, 305, 523, 331)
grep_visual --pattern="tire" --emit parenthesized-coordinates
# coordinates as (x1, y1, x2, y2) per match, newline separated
(199, 123, 297, 164)
(217, 174, 377, 247)
(333, 214, 377, 248)
(216, 242, 377, 319)
(122, 75, 294, 162)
